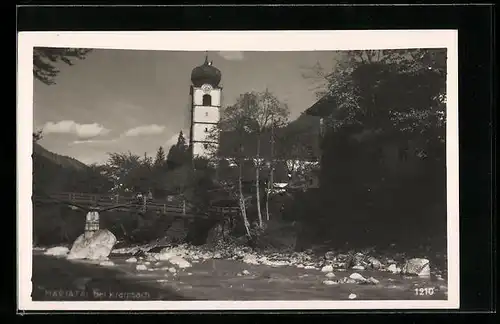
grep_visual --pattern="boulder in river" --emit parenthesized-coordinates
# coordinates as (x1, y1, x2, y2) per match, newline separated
(349, 272, 367, 282)
(367, 257, 382, 269)
(321, 265, 334, 273)
(325, 272, 336, 279)
(99, 260, 115, 267)
(324, 251, 336, 261)
(44, 246, 69, 257)
(67, 229, 117, 260)
(402, 258, 431, 277)
(387, 264, 401, 274)
(156, 251, 176, 261)
(338, 277, 357, 284)
(347, 252, 366, 268)
(169, 255, 191, 269)
(243, 254, 260, 265)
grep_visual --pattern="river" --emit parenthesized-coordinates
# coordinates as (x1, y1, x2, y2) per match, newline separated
(32, 250, 448, 301)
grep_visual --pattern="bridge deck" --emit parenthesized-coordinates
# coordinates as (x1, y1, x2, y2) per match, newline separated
(33, 192, 240, 219)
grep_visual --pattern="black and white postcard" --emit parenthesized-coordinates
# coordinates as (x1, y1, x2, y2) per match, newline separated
(17, 30, 459, 310)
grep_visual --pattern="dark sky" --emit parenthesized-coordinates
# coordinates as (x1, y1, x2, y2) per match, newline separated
(33, 49, 340, 165)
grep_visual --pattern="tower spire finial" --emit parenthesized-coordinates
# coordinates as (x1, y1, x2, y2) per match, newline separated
(204, 51, 209, 64)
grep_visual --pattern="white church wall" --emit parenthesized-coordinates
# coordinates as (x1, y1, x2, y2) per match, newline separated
(209, 88, 221, 107)
(192, 123, 218, 142)
(193, 106, 220, 123)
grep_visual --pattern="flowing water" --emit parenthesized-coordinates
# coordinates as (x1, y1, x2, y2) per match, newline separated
(32, 251, 448, 301)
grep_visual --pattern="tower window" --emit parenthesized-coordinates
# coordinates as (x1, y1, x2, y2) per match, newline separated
(205, 112, 209, 117)
(205, 127, 208, 132)
(203, 94, 212, 106)
(203, 144, 209, 149)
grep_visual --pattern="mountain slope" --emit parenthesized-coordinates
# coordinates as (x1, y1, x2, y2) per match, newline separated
(32, 143, 112, 194)
(33, 143, 88, 171)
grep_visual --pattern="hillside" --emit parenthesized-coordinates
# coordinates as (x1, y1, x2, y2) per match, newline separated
(33, 143, 88, 171)
(32, 143, 112, 194)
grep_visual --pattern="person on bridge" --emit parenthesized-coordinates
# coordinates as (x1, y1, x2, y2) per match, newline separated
(147, 190, 153, 201)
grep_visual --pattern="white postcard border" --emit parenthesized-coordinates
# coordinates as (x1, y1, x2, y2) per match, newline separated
(17, 30, 459, 311)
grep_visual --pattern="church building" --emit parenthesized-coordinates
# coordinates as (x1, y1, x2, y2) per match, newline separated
(188, 55, 223, 158)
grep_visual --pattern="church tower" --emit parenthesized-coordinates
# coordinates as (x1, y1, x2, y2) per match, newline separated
(189, 55, 222, 158)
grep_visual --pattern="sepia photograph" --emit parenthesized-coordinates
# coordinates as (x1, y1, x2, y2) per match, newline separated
(17, 31, 459, 310)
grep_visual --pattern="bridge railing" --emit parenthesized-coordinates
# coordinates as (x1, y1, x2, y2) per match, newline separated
(37, 192, 185, 208)
(34, 192, 241, 219)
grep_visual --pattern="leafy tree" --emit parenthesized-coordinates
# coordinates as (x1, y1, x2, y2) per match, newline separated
(308, 49, 446, 136)
(325, 49, 446, 176)
(147, 146, 168, 197)
(87, 164, 114, 193)
(33, 129, 43, 142)
(306, 49, 446, 176)
(103, 152, 143, 193)
(177, 130, 187, 147)
(127, 161, 154, 194)
(301, 49, 447, 248)
(166, 131, 189, 170)
(154, 146, 166, 168)
(275, 114, 320, 184)
(141, 152, 153, 167)
(183, 157, 217, 205)
(66, 163, 114, 194)
(33, 47, 93, 85)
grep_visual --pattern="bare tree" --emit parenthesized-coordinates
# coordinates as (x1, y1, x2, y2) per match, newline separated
(205, 90, 288, 235)
(206, 114, 252, 238)
(235, 90, 289, 228)
(265, 116, 275, 221)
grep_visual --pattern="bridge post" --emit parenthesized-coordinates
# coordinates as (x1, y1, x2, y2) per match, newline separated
(183, 200, 186, 215)
(140, 195, 147, 213)
(84, 211, 100, 239)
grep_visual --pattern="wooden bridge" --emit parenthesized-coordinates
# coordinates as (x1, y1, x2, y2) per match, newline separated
(33, 191, 240, 220)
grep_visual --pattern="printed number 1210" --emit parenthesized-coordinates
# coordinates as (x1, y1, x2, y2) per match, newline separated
(415, 287, 435, 296)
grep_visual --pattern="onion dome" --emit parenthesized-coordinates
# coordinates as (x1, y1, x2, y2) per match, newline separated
(190, 55, 222, 87)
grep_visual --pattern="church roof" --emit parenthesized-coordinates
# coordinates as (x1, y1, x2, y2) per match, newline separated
(305, 95, 339, 117)
(191, 55, 222, 87)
